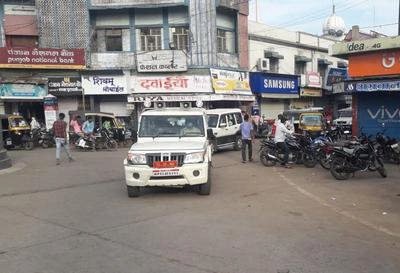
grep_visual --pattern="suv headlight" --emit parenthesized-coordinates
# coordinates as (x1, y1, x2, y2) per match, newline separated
(127, 152, 147, 165)
(184, 151, 205, 164)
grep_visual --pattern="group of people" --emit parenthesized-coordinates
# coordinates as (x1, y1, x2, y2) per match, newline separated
(240, 113, 294, 168)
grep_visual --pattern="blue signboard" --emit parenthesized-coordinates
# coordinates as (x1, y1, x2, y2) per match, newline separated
(250, 72, 299, 97)
(346, 79, 400, 92)
(0, 83, 46, 98)
(325, 68, 348, 88)
(357, 93, 400, 139)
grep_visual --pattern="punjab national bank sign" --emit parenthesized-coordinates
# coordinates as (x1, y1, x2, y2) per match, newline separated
(0, 47, 85, 69)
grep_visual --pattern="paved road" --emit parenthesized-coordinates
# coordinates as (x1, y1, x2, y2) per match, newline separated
(0, 145, 399, 273)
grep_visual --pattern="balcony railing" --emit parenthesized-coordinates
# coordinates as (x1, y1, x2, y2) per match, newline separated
(89, 52, 136, 70)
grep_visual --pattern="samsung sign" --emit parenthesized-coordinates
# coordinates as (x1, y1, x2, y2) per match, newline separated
(346, 79, 400, 92)
(250, 72, 299, 98)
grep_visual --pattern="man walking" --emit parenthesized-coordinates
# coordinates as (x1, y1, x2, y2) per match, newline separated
(274, 114, 293, 168)
(240, 114, 254, 163)
(52, 113, 74, 165)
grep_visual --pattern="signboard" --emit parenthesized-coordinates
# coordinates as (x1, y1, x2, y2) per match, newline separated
(131, 75, 212, 93)
(349, 50, 400, 77)
(345, 79, 400, 92)
(210, 68, 251, 95)
(250, 72, 299, 98)
(306, 72, 321, 88)
(325, 68, 348, 88)
(82, 75, 128, 95)
(0, 47, 85, 69)
(43, 95, 58, 130)
(358, 93, 400, 139)
(48, 77, 82, 95)
(330, 36, 400, 57)
(332, 82, 345, 94)
(90, 0, 184, 7)
(300, 88, 322, 97)
(137, 50, 187, 72)
(0, 83, 46, 99)
(128, 94, 254, 103)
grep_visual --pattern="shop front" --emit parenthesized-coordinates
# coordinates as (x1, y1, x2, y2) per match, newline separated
(249, 72, 300, 120)
(294, 71, 323, 109)
(0, 83, 47, 122)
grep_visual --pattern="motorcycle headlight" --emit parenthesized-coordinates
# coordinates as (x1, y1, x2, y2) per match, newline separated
(184, 151, 205, 164)
(127, 152, 147, 165)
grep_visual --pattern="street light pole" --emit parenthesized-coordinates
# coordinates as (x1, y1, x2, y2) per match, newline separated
(0, 115, 12, 170)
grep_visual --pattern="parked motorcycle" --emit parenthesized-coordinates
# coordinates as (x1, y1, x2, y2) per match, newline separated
(375, 131, 400, 164)
(312, 132, 334, 170)
(96, 128, 118, 150)
(259, 133, 317, 168)
(41, 129, 55, 148)
(329, 136, 387, 180)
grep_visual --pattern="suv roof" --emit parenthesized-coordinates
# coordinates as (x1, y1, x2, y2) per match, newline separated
(141, 107, 206, 116)
(205, 108, 242, 115)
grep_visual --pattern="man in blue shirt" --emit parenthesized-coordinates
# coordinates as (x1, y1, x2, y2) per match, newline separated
(240, 114, 254, 163)
(82, 116, 94, 135)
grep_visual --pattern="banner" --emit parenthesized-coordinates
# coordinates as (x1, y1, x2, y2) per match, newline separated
(349, 50, 400, 77)
(0, 47, 85, 69)
(43, 95, 58, 130)
(0, 83, 46, 99)
(137, 50, 187, 72)
(131, 75, 212, 93)
(82, 75, 128, 95)
(210, 68, 251, 95)
(345, 79, 400, 92)
(330, 36, 400, 56)
(250, 72, 299, 98)
(48, 77, 83, 95)
(300, 88, 322, 97)
(325, 68, 348, 88)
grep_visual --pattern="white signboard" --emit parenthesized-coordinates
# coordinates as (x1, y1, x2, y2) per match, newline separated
(330, 36, 400, 56)
(44, 110, 57, 130)
(137, 50, 187, 72)
(131, 75, 212, 93)
(82, 75, 128, 95)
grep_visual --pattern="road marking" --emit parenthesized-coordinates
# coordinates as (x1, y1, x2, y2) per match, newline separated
(274, 168, 400, 239)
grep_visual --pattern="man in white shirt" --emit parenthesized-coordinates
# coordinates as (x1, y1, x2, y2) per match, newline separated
(274, 114, 294, 168)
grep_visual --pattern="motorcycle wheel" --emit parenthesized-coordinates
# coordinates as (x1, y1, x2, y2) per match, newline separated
(24, 141, 34, 150)
(330, 157, 351, 180)
(376, 158, 387, 178)
(303, 153, 317, 168)
(319, 155, 331, 170)
(260, 148, 276, 167)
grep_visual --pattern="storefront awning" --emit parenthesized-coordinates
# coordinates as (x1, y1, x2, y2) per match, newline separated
(295, 55, 312, 63)
(318, 58, 333, 66)
(264, 51, 284, 59)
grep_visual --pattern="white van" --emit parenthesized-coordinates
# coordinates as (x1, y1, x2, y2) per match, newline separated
(123, 108, 212, 197)
(206, 108, 243, 153)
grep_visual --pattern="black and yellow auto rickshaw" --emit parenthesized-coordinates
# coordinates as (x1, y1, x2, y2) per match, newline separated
(1, 114, 34, 150)
(69, 111, 127, 144)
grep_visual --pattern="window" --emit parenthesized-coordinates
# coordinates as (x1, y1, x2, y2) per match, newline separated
(140, 27, 162, 51)
(208, 114, 219, 128)
(217, 29, 236, 53)
(295, 61, 306, 75)
(105, 29, 122, 51)
(219, 115, 228, 127)
(171, 27, 189, 50)
(227, 114, 236, 126)
(6, 36, 38, 47)
(139, 115, 205, 137)
(318, 63, 328, 80)
(234, 113, 243, 124)
(270, 58, 279, 73)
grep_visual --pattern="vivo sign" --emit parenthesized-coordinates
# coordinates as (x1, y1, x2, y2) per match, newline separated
(367, 106, 400, 122)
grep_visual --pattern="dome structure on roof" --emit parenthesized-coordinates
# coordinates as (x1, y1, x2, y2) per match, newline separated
(323, 5, 346, 37)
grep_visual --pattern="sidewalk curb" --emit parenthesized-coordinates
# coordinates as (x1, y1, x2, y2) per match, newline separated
(0, 162, 26, 176)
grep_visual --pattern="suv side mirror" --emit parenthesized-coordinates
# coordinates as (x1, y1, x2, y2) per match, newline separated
(207, 128, 215, 140)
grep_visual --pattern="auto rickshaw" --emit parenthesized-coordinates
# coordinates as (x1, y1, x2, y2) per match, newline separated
(1, 114, 34, 150)
(69, 111, 127, 145)
(299, 112, 325, 136)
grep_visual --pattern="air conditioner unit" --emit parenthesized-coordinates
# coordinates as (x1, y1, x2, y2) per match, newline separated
(257, 58, 270, 71)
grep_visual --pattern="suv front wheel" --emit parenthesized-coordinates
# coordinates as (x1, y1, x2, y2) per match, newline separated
(234, 136, 242, 151)
(198, 164, 211, 195)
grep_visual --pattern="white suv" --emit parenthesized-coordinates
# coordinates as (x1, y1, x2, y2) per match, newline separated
(206, 108, 243, 153)
(123, 108, 212, 197)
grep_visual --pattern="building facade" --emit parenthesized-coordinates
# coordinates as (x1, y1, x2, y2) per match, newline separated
(0, 0, 253, 128)
(248, 20, 348, 120)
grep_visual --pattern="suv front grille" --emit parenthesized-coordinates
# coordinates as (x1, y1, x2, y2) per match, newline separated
(146, 153, 185, 167)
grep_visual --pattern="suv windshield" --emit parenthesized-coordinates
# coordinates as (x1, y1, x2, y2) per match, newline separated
(207, 114, 219, 128)
(139, 115, 205, 137)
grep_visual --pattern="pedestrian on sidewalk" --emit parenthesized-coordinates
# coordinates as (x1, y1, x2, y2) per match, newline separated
(240, 114, 254, 163)
(52, 113, 74, 165)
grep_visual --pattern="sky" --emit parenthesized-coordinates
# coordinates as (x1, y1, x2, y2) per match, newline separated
(249, 0, 399, 36)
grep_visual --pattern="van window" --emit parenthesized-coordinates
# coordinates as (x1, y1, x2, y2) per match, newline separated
(234, 112, 243, 124)
(207, 114, 219, 128)
(227, 113, 236, 126)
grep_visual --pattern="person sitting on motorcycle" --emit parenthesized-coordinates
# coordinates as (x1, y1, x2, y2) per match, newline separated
(275, 114, 294, 168)
(70, 115, 83, 137)
(30, 117, 41, 130)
